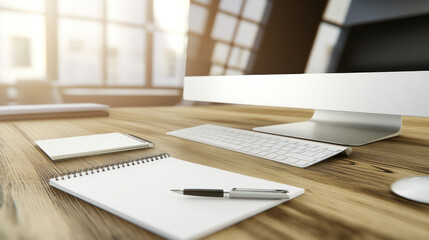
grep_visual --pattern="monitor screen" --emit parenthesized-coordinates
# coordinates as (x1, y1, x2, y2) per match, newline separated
(185, 0, 429, 77)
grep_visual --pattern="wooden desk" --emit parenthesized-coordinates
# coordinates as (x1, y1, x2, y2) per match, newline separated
(1, 105, 428, 239)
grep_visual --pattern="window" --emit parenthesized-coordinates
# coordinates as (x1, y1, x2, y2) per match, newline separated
(0, 3, 46, 84)
(187, 0, 270, 76)
(0, 0, 188, 88)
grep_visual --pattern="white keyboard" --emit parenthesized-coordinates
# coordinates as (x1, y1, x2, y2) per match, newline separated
(168, 124, 351, 168)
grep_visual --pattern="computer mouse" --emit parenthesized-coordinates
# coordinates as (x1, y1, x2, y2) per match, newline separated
(391, 176, 429, 204)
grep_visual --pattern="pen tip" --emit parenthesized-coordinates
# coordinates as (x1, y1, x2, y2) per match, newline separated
(171, 189, 183, 194)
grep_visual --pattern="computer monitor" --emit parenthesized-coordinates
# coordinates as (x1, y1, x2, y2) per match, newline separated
(184, 0, 429, 146)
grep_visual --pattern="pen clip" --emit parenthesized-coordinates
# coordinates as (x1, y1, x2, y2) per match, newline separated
(232, 188, 289, 194)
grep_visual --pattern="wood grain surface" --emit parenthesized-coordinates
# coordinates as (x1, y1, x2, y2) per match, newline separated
(0, 105, 428, 240)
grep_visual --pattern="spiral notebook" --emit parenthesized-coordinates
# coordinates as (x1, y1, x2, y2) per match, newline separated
(50, 153, 304, 240)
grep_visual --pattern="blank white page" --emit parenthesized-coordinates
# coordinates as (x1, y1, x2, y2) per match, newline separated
(50, 156, 304, 240)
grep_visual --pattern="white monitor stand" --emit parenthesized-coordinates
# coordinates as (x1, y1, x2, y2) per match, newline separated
(183, 71, 429, 146)
(253, 110, 401, 146)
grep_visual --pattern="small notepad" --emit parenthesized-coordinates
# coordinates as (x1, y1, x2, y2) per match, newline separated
(50, 154, 304, 239)
(36, 133, 153, 161)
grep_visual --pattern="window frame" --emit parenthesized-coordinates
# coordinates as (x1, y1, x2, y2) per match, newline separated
(188, 0, 272, 76)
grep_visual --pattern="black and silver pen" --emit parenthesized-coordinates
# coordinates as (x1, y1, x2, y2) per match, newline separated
(171, 188, 289, 199)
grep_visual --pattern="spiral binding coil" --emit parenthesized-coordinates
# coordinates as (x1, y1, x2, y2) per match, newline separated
(53, 153, 170, 181)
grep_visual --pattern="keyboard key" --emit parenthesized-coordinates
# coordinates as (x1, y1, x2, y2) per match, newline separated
(258, 151, 271, 156)
(282, 157, 299, 164)
(288, 153, 317, 162)
(295, 160, 309, 167)
(267, 153, 279, 158)
(274, 156, 287, 161)
(242, 147, 253, 152)
(303, 152, 316, 157)
(249, 149, 261, 154)
(276, 150, 287, 155)
(268, 148, 279, 153)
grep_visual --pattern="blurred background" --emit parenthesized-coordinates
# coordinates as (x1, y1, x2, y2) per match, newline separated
(1, 0, 429, 107)
(0, 0, 189, 107)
